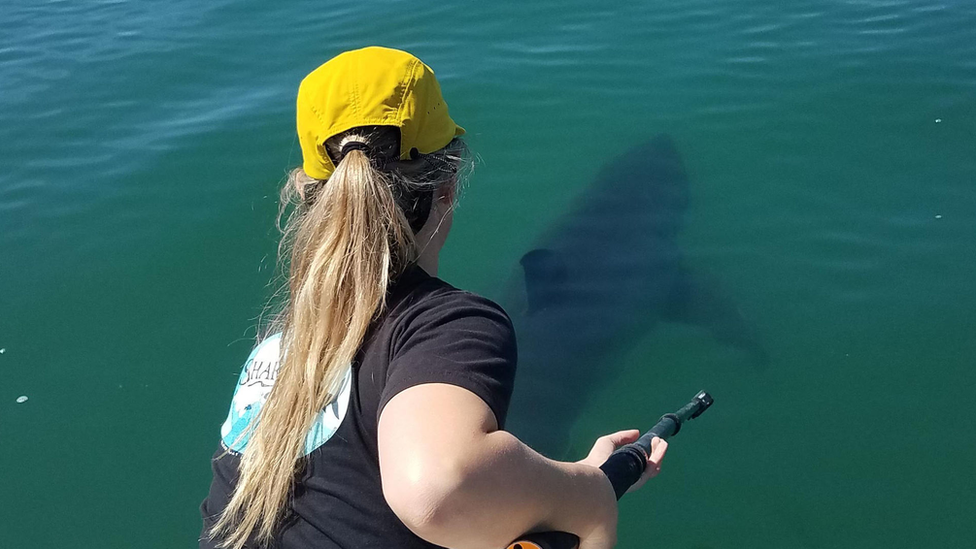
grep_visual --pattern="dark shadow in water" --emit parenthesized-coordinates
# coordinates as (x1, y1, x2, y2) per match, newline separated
(501, 135, 768, 458)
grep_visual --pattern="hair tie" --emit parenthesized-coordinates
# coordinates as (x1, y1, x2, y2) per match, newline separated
(339, 141, 371, 160)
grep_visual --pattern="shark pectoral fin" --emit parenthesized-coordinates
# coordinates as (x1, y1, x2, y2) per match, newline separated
(520, 248, 569, 314)
(663, 266, 770, 370)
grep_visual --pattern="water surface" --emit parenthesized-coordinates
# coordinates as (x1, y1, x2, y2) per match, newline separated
(2, 1, 975, 547)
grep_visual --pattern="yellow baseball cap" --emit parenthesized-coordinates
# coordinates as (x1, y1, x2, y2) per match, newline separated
(297, 46, 465, 180)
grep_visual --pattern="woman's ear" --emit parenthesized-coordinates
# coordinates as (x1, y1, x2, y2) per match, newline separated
(437, 180, 457, 205)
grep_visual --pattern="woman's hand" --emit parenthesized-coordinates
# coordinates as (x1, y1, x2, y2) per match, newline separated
(569, 430, 670, 549)
(578, 430, 670, 496)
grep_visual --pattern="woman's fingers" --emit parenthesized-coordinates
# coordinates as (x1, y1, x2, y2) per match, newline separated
(581, 429, 640, 466)
(590, 429, 640, 460)
(602, 429, 641, 448)
(644, 437, 668, 479)
(648, 437, 668, 466)
(623, 437, 670, 493)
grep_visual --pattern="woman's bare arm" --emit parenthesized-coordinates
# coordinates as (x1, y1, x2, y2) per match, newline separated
(378, 383, 623, 549)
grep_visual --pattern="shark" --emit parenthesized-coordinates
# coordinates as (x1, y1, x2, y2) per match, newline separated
(498, 135, 767, 458)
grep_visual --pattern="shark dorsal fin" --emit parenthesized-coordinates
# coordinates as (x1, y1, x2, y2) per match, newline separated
(520, 248, 568, 314)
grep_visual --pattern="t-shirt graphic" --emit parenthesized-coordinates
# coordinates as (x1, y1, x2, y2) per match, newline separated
(220, 333, 352, 456)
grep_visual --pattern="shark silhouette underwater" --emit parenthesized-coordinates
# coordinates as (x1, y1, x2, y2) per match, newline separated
(499, 135, 768, 458)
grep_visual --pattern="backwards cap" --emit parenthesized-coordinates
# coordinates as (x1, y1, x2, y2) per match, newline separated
(297, 46, 465, 180)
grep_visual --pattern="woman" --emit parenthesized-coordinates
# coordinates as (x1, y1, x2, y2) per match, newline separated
(201, 46, 667, 549)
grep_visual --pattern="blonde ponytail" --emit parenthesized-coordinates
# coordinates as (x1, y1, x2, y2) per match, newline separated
(210, 132, 421, 548)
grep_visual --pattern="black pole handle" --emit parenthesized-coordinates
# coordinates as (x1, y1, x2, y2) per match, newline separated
(506, 391, 713, 549)
(599, 412, 682, 499)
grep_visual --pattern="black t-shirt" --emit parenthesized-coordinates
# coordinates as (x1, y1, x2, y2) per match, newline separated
(200, 266, 517, 549)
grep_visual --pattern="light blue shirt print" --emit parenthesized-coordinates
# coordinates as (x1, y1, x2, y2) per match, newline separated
(220, 333, 352, 455)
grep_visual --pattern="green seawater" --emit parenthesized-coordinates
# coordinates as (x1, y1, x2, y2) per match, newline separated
(2, 1, 975, 547)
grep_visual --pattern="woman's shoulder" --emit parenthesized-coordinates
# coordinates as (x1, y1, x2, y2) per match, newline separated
(395, 270, 512, 327)
(383, 268, 514, 347)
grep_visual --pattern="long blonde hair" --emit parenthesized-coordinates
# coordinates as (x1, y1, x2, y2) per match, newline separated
(210, 127, 463, 548)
